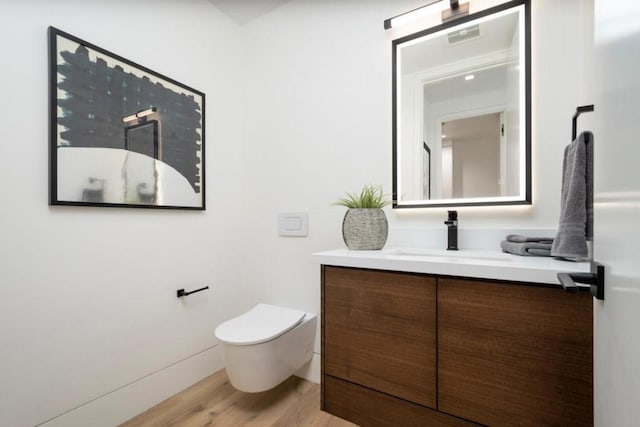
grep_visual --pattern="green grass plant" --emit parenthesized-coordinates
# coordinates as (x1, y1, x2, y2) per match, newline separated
(333, 185, 391, 209)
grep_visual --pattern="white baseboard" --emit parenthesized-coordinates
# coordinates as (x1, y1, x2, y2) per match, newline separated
(39, 346, 224, 427)
(294, 352, 320, 384)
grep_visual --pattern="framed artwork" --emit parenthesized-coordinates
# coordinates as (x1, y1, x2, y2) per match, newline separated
(49, 27, 205, 209)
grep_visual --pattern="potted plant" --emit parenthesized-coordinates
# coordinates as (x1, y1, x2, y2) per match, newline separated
(333, 185, 391, 250)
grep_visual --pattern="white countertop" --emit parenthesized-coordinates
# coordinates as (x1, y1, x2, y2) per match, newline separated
(312, 247, 591, 285)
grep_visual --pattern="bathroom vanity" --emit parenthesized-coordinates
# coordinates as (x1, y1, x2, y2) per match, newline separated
(314, 249, 593, 427)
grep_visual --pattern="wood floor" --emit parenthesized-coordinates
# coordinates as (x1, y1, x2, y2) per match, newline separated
(120, 370, 356, 427)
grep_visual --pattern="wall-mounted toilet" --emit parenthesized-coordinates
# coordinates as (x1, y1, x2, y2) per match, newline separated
(214, 303, 317, 393)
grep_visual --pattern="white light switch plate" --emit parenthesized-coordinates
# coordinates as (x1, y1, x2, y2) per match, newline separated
(278, 212, 308, 237)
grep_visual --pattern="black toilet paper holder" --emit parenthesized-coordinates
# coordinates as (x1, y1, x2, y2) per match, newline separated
(176, 286, 210, 298)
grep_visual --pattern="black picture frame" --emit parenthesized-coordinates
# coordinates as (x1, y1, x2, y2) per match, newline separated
(48, 27, 206, 210)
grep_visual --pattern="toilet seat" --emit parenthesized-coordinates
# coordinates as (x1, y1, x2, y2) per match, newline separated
(215, 303, 306, 346)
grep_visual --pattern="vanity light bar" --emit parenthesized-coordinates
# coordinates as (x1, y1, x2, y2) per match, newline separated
(384, 0, 467, 30)
(384, 0, 444, 30)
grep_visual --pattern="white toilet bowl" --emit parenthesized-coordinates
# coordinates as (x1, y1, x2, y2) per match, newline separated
(214, 303, 317, 392)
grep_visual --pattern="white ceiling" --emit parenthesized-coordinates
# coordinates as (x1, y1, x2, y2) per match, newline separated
(400, 11, 519, 75)
(208, 0, 291, 25)
(423, 63, 508, 104)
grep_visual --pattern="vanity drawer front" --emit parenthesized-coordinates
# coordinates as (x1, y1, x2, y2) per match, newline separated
(323, 266, 436, 408)
(324, 375, 479, 427)
(438, 278, 593, 427)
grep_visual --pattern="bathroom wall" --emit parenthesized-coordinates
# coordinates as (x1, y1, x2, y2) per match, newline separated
(239, 0, 591, 369)
(449, 114, 501, 198)
(0, 1, 243, 426)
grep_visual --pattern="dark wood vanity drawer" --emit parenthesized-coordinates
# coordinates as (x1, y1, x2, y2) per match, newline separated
(438, 278, 593, 427)
(324, 375, 479, 427)
(322, 266, 437, 408)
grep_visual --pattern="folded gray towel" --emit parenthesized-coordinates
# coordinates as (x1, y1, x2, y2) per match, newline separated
(528, 248, 552, 257)
(551, 131, 593, 260)
(501, 240, 552, 257)
(506, 234, 554, 244)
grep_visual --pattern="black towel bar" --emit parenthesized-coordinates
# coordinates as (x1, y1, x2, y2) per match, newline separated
(572, 104, 594, 140)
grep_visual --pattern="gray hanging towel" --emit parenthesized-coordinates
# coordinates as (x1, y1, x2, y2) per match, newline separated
(551, 131, 593, 260)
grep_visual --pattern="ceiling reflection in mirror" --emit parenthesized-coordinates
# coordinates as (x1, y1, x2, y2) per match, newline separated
(392, 1, 530, 208)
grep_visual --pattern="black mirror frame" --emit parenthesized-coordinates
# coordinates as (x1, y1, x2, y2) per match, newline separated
(391, 0, 531, 209)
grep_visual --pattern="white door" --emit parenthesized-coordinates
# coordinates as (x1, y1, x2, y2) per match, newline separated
(591, 2, 640, 425)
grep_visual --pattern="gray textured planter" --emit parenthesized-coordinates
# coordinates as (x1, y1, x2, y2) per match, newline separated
(342, 208, 388, 250)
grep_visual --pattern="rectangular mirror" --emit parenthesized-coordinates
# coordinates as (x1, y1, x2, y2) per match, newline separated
(392, 0, 530, 208)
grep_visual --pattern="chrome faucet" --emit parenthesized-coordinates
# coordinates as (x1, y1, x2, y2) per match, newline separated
(444, 210, 458, 251)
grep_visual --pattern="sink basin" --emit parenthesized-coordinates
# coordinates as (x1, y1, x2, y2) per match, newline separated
(387, 248, 512, 262)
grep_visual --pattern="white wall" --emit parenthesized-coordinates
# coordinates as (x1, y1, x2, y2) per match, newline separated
(239, 0, 402, 336)
(0, 1, 244, 426)
(450, 114, 501, 198)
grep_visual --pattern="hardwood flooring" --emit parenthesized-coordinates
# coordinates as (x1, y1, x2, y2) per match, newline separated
(120, 370, 356, 427)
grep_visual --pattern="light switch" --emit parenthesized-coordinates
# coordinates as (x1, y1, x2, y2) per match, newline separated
(278, 212, 308, 237)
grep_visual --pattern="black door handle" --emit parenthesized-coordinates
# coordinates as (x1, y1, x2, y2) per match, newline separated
(557, 262, 605, 300)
